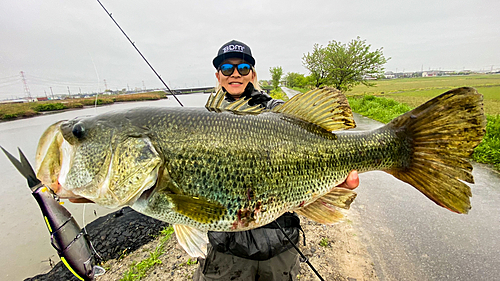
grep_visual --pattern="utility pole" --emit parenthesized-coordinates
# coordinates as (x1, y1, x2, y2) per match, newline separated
(50, 87, 54, 99)
(104, 79, 108, 90)
(20, 71, 32, 101)
(67, 86, 71, 96)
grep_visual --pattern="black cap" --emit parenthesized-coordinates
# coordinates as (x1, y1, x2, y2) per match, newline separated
(212, 40, 255, 69)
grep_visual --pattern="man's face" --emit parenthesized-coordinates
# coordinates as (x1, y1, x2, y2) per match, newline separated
(216, 58, 256, 99)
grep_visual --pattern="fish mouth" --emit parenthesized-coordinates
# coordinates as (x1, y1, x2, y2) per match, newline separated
(36, 119, 163, 207)
(137, 182, 157, 202)
(35, 121, 69, 196)
(36, 122, 85, 199)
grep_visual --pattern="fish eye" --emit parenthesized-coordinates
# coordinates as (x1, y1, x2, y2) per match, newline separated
(72, 123, 85, 139)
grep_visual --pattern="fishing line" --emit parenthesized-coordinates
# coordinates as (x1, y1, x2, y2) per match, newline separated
(96, 0, 184, 107)
(86, 52, 100, 113)
(274, 220, 325, 281)
(82, 204, 103, 262)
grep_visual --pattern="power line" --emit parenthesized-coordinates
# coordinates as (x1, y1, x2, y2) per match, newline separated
(0, 75, 19, 82)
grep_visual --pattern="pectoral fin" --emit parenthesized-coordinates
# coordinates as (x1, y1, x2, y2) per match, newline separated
(173, 224, 209, 258)
(169, 194, 226, 224)
(296, 187, 357, 224)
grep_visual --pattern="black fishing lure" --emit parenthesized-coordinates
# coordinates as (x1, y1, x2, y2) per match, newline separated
(1, 147, 104, 281)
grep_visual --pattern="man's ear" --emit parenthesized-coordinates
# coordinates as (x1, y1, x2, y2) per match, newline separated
(215, 72, 221, 83)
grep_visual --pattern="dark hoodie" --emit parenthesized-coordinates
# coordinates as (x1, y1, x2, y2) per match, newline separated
(223, 83, 284, 110)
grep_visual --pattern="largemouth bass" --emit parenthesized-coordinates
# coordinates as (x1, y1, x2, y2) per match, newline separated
(35, 87, 486, 257)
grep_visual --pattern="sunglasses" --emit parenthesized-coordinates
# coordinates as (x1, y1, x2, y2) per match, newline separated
(218, 63, 252, 76)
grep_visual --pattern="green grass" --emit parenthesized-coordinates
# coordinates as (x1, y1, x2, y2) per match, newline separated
(270, 89, 289, 101)
(287, 74, 500, 115)
(120, 226, 175, 281)
(319, 237, 330, 247)
(32, 102, 67, 112)
(347, 74, 500, 116)
(178, 258, 197, 267)
(374, 86, 500, 116)
(472, 115, 500, 170)
(349, 74, 500, 95)
(346, 74, 499, 170)
(348, 95, 500, 170)
(347, 95, 412, 123)
(345, 74, 499, 169)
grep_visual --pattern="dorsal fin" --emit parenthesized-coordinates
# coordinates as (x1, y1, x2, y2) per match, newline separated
(205, 89, 264, 114)
(272, 87, 356, 132)
(173, 224, 208, 258)
(296, 187, 357, 224)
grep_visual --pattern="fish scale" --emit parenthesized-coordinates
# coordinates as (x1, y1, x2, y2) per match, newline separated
(132, 108, 408, 231)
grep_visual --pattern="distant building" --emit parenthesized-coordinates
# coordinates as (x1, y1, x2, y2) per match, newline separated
(422, 71, 439, 77)
(384, 71, 395, 79)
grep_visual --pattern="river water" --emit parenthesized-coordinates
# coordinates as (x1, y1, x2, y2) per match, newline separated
(0, 93, 209, 280)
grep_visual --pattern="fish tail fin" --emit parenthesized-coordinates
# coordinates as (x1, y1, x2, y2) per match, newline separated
(386, 87, 486, 214)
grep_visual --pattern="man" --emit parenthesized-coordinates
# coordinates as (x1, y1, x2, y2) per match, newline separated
(193, 40, 359, 281)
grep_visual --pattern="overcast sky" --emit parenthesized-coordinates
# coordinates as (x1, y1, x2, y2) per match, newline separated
(1, 0, 498, 99)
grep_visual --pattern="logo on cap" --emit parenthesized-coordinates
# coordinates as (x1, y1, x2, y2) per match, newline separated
(223, 45, 245, 53)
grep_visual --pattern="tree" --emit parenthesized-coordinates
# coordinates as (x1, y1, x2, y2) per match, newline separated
(284, 72, 305, 88)
(259, 80, 272, 91)
(269, 66, 283, 91)
(302, 37, 390, 92)
(302, 44, 330, 88)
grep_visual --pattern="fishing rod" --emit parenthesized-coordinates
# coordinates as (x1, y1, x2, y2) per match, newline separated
(96, 0, 184, 107)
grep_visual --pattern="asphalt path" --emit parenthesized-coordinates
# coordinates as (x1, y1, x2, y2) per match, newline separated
(349, 114, 500, 281)
(281, 86, 301, 98)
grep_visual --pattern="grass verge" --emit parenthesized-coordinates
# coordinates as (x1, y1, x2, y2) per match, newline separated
(472, 115, 500, 170)
(0, 92, 164, 121)
(270, 89, 289, 101)
(119, 226, 175, 281)
(347, 95, 412, 123)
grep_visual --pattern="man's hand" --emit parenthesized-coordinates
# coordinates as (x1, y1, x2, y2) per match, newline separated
(336, 170, 359, 190)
